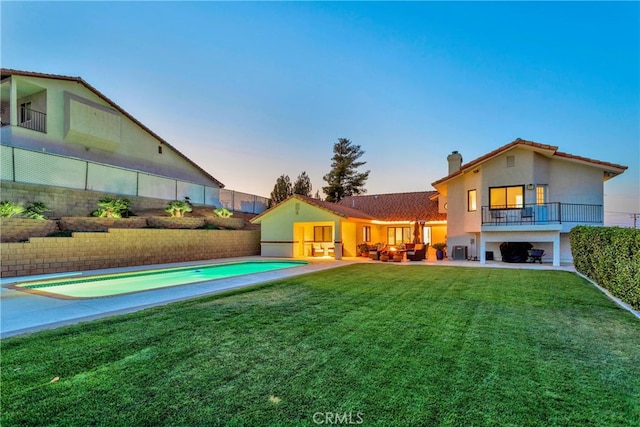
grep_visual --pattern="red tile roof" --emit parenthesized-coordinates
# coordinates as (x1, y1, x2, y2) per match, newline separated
(431, 138, 628, 188)
(338, 191, 445, 222)
(1, 68, 225, 188)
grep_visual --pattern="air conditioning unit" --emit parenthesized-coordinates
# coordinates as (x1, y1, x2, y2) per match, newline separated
(452, 245, 468, 261)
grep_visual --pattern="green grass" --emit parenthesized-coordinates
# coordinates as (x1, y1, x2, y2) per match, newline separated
(2, 265, 639, 426)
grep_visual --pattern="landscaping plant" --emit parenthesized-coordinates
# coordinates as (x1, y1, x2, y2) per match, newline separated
(165, 200, 193, 217)
(214, 207, 233, 218)
(92, 197, 131, 218)
(23, 202, 52, 220)
(0, 201, 25, 218)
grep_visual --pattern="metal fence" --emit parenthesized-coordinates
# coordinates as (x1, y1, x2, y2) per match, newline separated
(0, 145, 269, 214)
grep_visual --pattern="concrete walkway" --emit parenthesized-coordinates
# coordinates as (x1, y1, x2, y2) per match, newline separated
(1, 256, 577, 338)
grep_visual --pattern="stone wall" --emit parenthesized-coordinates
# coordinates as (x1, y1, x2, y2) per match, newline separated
(1, 228, 261, 278)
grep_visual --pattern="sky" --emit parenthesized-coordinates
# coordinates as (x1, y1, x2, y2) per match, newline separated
(2, 1, 639, 227)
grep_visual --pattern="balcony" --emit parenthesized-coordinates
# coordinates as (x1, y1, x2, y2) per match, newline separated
(481, 203, 603, 226)
(18, 106, 46, 133)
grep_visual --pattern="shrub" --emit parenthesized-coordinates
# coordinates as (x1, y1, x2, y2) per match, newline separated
(214, 207, 233, 218)
(570, 225, 640, 310)
(165, 200, 193, 217)
(92, 198, 131, 218)
(0, 201, 25, 218)
(24, 202, 52, 220)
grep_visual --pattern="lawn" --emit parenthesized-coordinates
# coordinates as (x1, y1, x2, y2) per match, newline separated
(2, 264, 639, 426)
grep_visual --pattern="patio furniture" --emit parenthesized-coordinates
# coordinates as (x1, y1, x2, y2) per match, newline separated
(528, 249, 544, 264)
(312, 244, 325, 257)
(407, 244, 427, 261)
(369, 244, 388, 260)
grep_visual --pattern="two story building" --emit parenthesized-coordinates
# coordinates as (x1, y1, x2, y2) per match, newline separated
(1, 69, 225, 214)
(431, 139, 627, 266)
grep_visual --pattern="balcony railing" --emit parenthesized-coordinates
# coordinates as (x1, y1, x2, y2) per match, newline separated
(18, 106, 46, 133)
(481, 203, 603, 226)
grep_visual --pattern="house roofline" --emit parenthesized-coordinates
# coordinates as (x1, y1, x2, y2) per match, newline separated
(1, 68, 225, 188)
(431, 138, 627, 188)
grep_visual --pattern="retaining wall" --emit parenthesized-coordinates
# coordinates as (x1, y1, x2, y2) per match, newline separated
(1, 228, 261, 278)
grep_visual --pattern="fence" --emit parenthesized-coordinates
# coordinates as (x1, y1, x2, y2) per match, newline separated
(0, 145, 269, 214)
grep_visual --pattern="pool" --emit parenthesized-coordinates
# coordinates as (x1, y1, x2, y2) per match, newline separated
(10, 261, 308, 299)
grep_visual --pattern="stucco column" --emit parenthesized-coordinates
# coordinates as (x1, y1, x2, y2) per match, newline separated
(10, 77, 17, 125)
(479, 237, 486, 264)
(333, 221, 342, 260)
(553, 233, 560, 267)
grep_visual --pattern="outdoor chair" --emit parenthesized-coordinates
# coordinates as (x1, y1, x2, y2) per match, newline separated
(407, 244, 427, 261)
(528, 249, 544, 263)
(313, 244, 325, 257)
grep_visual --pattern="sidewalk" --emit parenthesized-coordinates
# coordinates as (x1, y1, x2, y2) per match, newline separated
(1, 256, 575, 338)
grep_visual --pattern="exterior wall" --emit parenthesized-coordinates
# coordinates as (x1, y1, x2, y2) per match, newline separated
(443, 146, 607, 265)
(258, 199, 343, 258)
(341, 221, 357, 257)
(549, 159, 604, 205)
(1, 228, 260, 278)
(3, 74, 220, 187)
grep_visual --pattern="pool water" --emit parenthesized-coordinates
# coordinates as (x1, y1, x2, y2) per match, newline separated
(12, 261, 308, 299)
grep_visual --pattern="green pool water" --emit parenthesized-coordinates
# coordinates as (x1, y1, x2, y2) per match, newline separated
(15, 261, 308, 298)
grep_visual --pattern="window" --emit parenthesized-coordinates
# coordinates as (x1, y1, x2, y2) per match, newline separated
(506, 155, 515, 167)
(489, 185, 524, 209)
(387, 227, 411, 245)
(363, 226, 371, 242)
(468, 189, 477, 212)
(314, 226, 332, 242)
(19, 102, 32, 123)
(536, 185, 547, 205)
(422, 226, 432, 246)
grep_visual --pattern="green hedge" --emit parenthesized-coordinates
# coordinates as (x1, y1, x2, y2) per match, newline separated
(570, 225, 640, 310)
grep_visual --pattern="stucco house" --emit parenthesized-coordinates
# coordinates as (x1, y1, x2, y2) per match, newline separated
(250, 192, 446, 259)
(431, 139, 627, 266)
(0, 69, 226, 212)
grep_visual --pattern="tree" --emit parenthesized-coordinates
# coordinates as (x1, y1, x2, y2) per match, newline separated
(293, 171, 312, 197)
(322, 138, 370, 203)
(269, 174, 293, 206)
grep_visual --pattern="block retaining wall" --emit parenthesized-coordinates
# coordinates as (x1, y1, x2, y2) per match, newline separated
(1, 228, 261, 278)
(1, 217, 246, 241)
(1, 181, 176, 218)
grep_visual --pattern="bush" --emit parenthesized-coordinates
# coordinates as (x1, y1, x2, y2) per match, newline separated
(214, 207, 233, 218)
(0, 201, 25, 218)
(24, 202, 52, 220)
(92, 198, 132, 218)
(165, 200, 193, 217)
(570, 226, 640, 310)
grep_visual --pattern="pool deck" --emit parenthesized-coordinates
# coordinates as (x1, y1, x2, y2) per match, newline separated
(0, 256, 581, 339)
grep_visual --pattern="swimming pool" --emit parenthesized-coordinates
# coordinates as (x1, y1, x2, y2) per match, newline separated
(10, 261, 308, 299)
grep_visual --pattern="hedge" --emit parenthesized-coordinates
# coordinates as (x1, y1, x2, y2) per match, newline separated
(570, 225, 640, 310)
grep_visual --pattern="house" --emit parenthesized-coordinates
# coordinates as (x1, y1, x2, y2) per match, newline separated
(250, 192, 446, 259)
(431, 139, 627, 266)
(0, 69, 226, 212)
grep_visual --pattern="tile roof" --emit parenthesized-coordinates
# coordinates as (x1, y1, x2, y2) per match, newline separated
(1, 68, 225, 188)
(431, 138, 628, 188)
(293, 195, 378, 220)
(338, 191, 445, 222)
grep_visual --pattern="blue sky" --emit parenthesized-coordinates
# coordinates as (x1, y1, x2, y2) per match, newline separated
(2, 1, 638, 226)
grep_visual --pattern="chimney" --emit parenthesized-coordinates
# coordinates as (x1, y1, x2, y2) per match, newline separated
(447, 151, 463, 174)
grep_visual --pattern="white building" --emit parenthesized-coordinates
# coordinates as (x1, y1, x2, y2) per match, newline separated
(431, 139, 627, 266)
